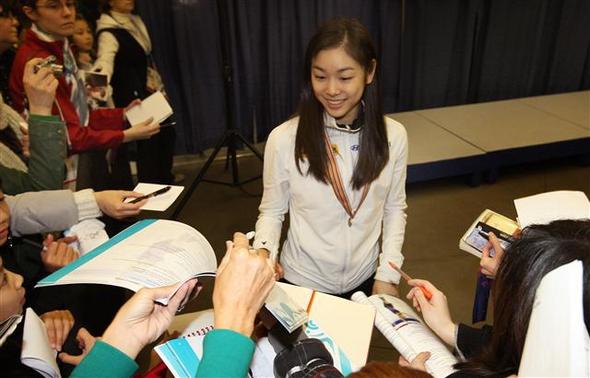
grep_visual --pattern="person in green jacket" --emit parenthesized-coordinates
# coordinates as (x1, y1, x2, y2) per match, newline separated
(0, 57, 66, 195)
(64, 232, 276, 378)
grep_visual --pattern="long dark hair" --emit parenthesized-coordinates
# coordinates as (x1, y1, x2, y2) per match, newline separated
(456, 219, 590, 376)
(295, 17, 388, 190)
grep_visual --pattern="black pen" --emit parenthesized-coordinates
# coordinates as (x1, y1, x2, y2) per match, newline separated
(130, 186, 171, 204)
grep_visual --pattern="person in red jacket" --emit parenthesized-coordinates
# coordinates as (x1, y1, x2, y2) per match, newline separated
(9, 0, 159, 189)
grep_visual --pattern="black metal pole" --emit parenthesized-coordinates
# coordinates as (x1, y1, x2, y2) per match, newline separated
(171, 0, 263, 220)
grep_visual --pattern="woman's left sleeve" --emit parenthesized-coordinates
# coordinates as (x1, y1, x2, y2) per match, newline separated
(375, 124, 408, 284)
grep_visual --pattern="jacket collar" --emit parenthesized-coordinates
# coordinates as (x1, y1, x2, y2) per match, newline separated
(323, 111, 363, 134)
(24, 27, 66, 64)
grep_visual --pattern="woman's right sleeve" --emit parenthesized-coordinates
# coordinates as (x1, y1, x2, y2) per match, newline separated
(94, 31, 119, 82)
(70, 341, 138, 378)
(196, 329, 255, 378)
(455, 323, 494, 360)
(252, 129, 290, 260)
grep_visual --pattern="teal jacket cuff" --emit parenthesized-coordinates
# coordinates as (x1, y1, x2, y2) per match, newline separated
(28, 114, 61, 123)
(196, 329, 255, 377)
(70, 340, 138, 378)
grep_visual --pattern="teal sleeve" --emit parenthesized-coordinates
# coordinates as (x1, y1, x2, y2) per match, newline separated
(26, 116, 67, 190)
(196, 329, 255, 378)
(70, 340, 138, 378)
(0, 116, 66, 194)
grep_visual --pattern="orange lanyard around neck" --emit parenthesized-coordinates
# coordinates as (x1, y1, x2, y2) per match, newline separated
(322, 130, 370, 226)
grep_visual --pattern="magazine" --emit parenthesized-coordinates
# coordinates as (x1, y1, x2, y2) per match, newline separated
(351, 292, 457, 378)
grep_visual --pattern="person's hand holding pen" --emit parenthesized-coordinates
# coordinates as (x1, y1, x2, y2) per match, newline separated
(94, 190, 147, 219)
(128, 186, 171, 204)
(251, 234, 284, 279)
(406, 279, 457, 347)
(388, 261, 432, 300)
(213, 232, 276, 337)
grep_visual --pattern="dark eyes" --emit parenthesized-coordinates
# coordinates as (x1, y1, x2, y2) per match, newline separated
(313, 76, 353, 81)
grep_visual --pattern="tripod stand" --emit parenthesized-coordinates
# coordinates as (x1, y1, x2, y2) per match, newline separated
(171, 0, 263, 220)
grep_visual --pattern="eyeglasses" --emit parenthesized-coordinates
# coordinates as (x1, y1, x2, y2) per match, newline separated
(35, 0, 76, 12)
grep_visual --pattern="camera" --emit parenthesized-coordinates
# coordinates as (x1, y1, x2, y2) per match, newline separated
(33, 55, 63, 77)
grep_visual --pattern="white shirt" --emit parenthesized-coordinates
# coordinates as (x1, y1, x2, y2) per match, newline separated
(253, 114, 408, 294)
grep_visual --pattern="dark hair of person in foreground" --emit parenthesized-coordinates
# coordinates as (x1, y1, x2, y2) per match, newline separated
(456, 219, 590, 376)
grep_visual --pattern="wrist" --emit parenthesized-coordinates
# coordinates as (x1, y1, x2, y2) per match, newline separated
(214, 309, 255, 337)
(93, 191, 105, 212)
(122, 129, 132, 142)
(437, 321, 457, 346)
(102, 325, 143, 360)
(28, 105, 52, 116)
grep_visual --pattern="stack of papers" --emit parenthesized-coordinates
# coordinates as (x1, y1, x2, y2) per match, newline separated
(514, 190, 590, 228)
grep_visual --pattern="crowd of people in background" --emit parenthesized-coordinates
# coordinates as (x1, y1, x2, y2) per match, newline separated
(0, 0, 587, 377)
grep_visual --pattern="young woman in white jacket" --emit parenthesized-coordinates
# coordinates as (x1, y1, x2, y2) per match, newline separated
(254, 17, 408, 298)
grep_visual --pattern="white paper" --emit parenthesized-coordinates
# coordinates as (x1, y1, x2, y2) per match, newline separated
(21, 308, 60, 378)
(514, 191, 590, 228)
(131, 183, 184, 211)
(125, 91, 173, 126)
(36, 220, 217, 304)
(277, 282, 374, 370)
(64, 219, 109, 255)
(0, 314, 23, 347)
(519, 261, 590, 377)
(352, 292, 457, 378)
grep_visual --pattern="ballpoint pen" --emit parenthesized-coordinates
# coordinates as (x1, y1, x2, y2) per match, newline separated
(388, 261, 433, 300)
(130, 186, 172, 204)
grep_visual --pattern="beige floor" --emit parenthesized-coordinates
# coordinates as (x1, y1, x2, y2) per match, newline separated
(153, 152, 589, 367)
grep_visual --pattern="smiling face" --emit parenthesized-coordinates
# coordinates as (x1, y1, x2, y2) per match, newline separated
(0, 257, 25, 322)
(23, 0, 76, 39)
(72, 18, 93, 52)
(311, 45, 375, 125)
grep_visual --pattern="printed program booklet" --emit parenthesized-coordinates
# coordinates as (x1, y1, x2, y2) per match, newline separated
(35, 219, 217, 304)
(351, 292, 458, 378)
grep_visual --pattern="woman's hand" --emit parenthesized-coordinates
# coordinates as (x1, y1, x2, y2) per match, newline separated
(58, 328, 96, 366)
(101, 279, 197, 359)
(480, 232, 505, 278)
(372, 280, 399, 297)
(406, 279, 456, 346)
(398, 352, 430, 373)
(94, 190, 147, 219)
(123, 117, 160, 142)
(256, 248, 284, 279)
(124, 99, 141, 112)
(23, 58, 58, 116)
(40, 310, 75, 351)
(41, 234, 79, 272)
(213, 233, 276, 337)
